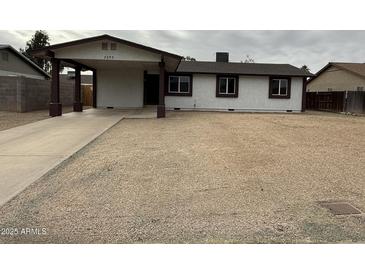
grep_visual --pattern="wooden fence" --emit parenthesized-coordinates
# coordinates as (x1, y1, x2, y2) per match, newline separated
(82, 85, 93, 106)
(306, 91, 365, 114)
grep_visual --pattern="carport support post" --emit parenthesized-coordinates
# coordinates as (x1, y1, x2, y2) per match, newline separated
(92, 69, 97, 108)
(73, 65, 83, 112)
(301, 77, 307, 112)
(50, 58, 62, 117)
(157, 61, 166, 118)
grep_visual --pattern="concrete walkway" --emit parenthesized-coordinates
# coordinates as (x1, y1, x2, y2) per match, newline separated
(0, 108, 125, 206)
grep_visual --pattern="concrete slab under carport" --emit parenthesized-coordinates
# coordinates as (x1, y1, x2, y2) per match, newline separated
(0, 108, 128, 206)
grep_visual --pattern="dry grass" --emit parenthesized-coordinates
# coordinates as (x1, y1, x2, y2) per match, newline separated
(0, 111, 364, 243)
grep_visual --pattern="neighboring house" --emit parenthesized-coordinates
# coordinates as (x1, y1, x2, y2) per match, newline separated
(306, 62, 365, 113)
(31, 34, 312, 117)
(0, 47, 75, 112)
(0, 44, 49, 79)
(307, 62, 365, 92)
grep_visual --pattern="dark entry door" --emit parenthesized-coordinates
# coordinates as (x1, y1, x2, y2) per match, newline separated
(144, 74, 159, 105)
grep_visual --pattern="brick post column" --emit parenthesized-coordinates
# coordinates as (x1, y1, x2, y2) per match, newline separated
(157, 61, 166, 118)
(73, 65, 83, 112)
(92, 69, 97, 108)
(50, 58, 62, 116)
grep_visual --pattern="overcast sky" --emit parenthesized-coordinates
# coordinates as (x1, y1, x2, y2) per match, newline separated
(1, 30, 365, 72)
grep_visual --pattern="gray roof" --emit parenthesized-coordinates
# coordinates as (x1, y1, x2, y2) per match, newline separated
(177, 61, 313, 77)
(0, 44, 50, 78)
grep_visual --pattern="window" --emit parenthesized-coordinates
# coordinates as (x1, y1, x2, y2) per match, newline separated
(110, 43, 117, 50)
(1, 52, 9, 61)
(167, 75, 192, 96)
(269, 77, 291, 99)
(102, 42, 108, 50)
(357, 86, 364, 91)
(216, 75, 238, 97)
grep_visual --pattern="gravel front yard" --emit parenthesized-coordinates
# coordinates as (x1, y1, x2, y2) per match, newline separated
(0, 111, 364, 243)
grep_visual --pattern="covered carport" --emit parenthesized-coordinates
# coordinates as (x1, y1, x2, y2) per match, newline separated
(31, 34, 182, 118)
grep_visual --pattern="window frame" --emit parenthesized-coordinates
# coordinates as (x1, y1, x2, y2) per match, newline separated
(166, 74, 193, 96)
(269, 76, 291, 99)
(216, 75, 239, 98)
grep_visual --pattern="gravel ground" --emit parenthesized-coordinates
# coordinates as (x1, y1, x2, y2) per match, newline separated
(0, 111, 364, 243)
(0, 106, 90, 131)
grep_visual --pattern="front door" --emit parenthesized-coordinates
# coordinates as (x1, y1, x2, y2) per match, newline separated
(144, 74, 160, 105)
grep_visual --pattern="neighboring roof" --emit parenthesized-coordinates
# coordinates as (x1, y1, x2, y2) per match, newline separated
(31, 34, 182, 60)
(177, 61, 313, 77)
(308, 62, 365, 84)
(0, 44, 50, 78)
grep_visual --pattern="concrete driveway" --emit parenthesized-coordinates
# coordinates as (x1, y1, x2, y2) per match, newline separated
(0, 108, 125, 206)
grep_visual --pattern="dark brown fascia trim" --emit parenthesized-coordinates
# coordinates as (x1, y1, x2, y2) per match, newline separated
(174, 57, 183, 73)
(216, 74, 239, 98)
(268, 76, 291, 99)
(165, 73, 193, 97)
(31, 49, 54, 58)
(31, 34, 182, 60)
(42, 49, 55, 58)
(61, 59, 95, 71)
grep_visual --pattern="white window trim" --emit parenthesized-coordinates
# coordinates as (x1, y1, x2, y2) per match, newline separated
(218, 77, 236, 94)
(168, 75, 190, 93)
(272, 79, 288, 96)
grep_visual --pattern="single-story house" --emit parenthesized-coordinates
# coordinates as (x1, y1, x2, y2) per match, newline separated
(31, 34, 312, 117)
(306, 62, 365, 113)
(0, 44, 49, 79)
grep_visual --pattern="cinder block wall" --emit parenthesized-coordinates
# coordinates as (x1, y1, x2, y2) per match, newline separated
(0, 76, 18, 111)
(0, 76, 74, 112)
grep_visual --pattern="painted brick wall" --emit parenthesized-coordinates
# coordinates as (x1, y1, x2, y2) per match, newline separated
(0, 76, 74, 112)
(165, 75, 303, 112)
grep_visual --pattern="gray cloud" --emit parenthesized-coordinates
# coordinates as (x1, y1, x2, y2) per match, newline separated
(1, 30, 365, 72)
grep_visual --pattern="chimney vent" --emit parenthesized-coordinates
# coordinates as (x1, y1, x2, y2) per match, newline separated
(216, 52, 229, 62)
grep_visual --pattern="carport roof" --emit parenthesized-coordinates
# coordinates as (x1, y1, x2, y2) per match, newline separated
(31, 34, 183, 60)
(177, 61, 313, 77)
